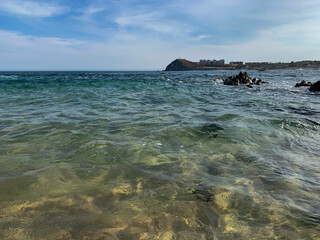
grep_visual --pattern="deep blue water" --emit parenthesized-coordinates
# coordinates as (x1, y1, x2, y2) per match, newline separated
(0, 70, 319, 239)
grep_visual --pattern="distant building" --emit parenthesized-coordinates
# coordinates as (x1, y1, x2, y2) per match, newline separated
(245, 62, 269, 66)
(230, 61, 243, 66)
(199, 59, 225, 66)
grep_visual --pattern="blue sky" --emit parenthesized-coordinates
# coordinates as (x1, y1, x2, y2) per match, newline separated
(0, 0, 320, 70)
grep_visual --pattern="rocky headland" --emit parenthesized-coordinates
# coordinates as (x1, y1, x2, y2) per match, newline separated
(164, 59, 200, 71)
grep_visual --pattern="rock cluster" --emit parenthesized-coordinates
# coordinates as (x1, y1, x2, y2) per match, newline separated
(224, 72, 265, 86)
(309, 81, 320, 91)
(295, 80, 313, 87)
(294, 80, 320, 91)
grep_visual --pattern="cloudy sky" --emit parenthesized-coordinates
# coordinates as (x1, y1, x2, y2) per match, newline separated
(0, 0, 320, 70)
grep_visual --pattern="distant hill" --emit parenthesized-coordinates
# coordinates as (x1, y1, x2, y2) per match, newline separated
(164, 59, 200, 71)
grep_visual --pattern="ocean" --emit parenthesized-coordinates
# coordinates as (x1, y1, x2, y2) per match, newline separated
(0, 70, 319, 239)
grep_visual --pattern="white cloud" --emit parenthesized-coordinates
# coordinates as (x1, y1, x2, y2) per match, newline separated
(257, 20, 320, 46)
(0, 30, 83, 48)
(76, 4, 107, 20)
(178, 22, 320, 63)
(0, 30, 172, 70)
(84, 7, 105, 15)
(189, 35, 211, 42)
(114, 12, 191, 36)
(174, 0, 247, 22)
(74, 6, 106, 24)
(0, 0, 66, 17)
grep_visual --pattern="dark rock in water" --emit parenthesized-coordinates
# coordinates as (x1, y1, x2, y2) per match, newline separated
(207, 166, 223, 176)
(192, 187, 214, 202)
(201, 123, 224, 133)
(200, 123, 223, 138)
(224, 77, 239, 85)
(252, 78, 263, 84)
(208, 166, 219, 175)
(309, 81, 320, 91)
(224, 72, 266, 86)
(234, 151, 258, 163)
(295, 80, 313, 87)
(246, 84, 253, 88)
(256, 79, 265, 85)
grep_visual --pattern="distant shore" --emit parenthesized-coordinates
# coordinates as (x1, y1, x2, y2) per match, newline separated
(165, 59, 320, 71)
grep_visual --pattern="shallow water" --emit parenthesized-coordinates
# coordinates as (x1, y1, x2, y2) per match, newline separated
(0, 70, 319, 239)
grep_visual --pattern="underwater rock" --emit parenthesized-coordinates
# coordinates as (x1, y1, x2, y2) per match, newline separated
(295, 80, 313, 87)
(234, 152, 258, 163)
(200, 123, 224, 138)
(309, 81, 320, 91)
(224, 72, 266, 86)
(192, 186, 214, 202)
(201, 123, 223, 134)
(207, 166, 224, 176)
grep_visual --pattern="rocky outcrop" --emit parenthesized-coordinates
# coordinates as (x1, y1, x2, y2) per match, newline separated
(309, 81, 320, 91)
(295, 80, 313, 87)
(224, 72, 265, 86)
(165, 59, 200, 71)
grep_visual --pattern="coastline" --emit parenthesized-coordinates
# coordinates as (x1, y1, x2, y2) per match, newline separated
(164, 59, 320, 71)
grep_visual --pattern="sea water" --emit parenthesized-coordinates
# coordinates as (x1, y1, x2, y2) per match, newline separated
(0, 70, 319, 239)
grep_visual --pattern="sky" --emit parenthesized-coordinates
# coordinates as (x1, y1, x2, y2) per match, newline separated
(0, 0, 320, 70)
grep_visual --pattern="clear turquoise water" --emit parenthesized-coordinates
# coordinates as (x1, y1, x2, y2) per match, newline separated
(0, 70, 319, 239)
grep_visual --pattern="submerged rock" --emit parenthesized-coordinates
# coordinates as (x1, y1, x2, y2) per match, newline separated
(201, 123, 223, 133)
(234, 151, 258, 163)
(192, 187, 214, 202)
(200, 123, 224, 138)
(295, 80, 313, 87)
(224, 72, 266, 86)
(207, 165, 223, 176)
(309, 81, 320, 91)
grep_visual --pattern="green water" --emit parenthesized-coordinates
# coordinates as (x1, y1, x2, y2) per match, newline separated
(0, 71, 319, 239)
